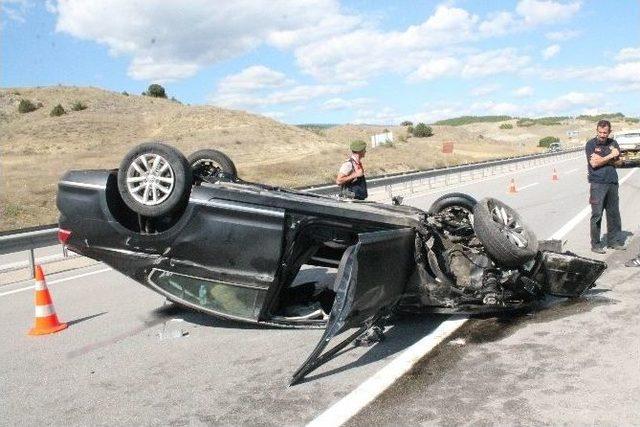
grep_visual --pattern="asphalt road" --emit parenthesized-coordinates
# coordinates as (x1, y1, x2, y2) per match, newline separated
(349, 159, 640, 425)
(2, 155, 639, 425)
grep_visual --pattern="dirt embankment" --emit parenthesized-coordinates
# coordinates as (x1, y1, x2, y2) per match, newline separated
(0, 86, 619, 230)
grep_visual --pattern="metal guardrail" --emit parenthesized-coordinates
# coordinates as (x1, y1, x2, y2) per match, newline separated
(0, 224, 60, 278)
(303, 147, 582, 195)
(0, 148, 582, 277)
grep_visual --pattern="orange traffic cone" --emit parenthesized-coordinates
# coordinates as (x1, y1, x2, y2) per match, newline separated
(552, 168, 559, 181)
(28, 265, 67, 336)
(508, 178, 518, 193)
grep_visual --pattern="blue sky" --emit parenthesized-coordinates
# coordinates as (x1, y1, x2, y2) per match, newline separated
(2, 0, 639, 124)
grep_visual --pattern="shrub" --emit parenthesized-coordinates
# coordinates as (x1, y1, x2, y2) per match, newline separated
(146, 84, 167, 98)
(18, 99, 37, 113)
(433, 115, 512, 126)
(538, 136, 560, 147)
(50, 104, 66, 117)
(626, 117, 640, 124)
(170, 96, 181, 104)
(406, 125, 414, 135)
(577, 112, 625, 122)
(516, 118, 535, 127)
(400, 120, 413, 126)
(122, 91, 129, 96)
(413, 122, 433, 137)
(499, 123, 513, 129)
(71, 101, 87, 111)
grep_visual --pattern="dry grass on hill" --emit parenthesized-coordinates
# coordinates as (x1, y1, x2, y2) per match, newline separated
(0, 86, 623, 231)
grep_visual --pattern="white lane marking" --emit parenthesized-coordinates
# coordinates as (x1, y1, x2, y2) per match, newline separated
(308, 166, 638, 427)
(550, 168, 637, 240)
(549, 205, 591, 240)
(0, 267, 111, 297)
(306, 316, 468, 427)
(518, 182, 539, 191)
(402, 154, 582, 201)
(565, 168, 578, 174)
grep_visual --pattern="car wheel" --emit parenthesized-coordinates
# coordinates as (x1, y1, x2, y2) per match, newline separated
(473, 197, 538, 268)
(428, 192, 477, 223)
(187, 149, 237, 184)
(117, 142, 192, 217)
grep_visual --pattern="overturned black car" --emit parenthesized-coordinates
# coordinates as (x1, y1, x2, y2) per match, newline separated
(56, 142, 606, 384)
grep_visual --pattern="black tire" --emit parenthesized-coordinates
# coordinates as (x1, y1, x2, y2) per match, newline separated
(473, 197, 538, 268)
(428, 192, 477, 215)
(117, 142, 192, 217)
(187, 149, 237, 184)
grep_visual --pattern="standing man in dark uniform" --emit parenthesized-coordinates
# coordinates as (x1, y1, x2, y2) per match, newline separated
(586, 120, 624, 253)
(336, 140, 368, 200)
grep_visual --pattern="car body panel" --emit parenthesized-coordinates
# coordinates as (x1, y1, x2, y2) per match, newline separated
(614, 129, 640, 152)
(57, 166, 608, 384)
(290, 228, 415, 384)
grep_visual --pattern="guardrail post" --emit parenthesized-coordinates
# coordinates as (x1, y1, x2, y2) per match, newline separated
(28, 248, 36, 278)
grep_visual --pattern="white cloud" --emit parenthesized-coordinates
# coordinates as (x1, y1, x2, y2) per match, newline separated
(217, 66, 291, 94)
(516, 0, 581, 26)
(295, 5, 480, 83)
(321, 97, 373, 111)
(541, 61, 640, 85)
(542, 44, 561, 60)
(473, 0, 581, 37)
(209, 65, 347, 110)
(409, 57, 461, 81)
(127, 58, 200, 82)
(2, 0, 32, 22)
(414, 90, 607, 122)
(545, 29, 580, 41)
(461, 49, 531, 77)
(51, 0, 357, 82)
(478, 11, 518, 37)
(49, 0, 585, 85)
(353, 107, 401, 125)
(408, 49, 530, 82)
(413, 101, 531, 123)
(470, 84, 501, 97)
(616, 47, 640, 62)
(469, 101, 524, 115)
(514, 86, 534, 97)
(535, 91, 594, 114)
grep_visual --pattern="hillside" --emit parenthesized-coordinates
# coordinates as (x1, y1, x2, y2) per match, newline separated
(0, 86, 630, 230)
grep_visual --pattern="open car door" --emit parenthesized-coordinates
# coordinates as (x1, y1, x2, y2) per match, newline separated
(290, 228, 415, 385)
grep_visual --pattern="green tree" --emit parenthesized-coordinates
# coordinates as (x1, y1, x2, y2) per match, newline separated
(400, 120, 413, 126)
(538, 136, 560, 147)
(18, 99, 37, 113)
(50, 104, 66, 116)
(413, 122, 433, 137)
(146, 84, 167, 98)
(71, 101, 88, 111)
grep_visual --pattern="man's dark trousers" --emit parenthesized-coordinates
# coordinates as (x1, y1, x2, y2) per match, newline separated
(590, 182, 621, 247)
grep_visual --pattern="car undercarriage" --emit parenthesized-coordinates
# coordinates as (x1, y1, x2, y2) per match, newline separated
(56, 142, 607, 384)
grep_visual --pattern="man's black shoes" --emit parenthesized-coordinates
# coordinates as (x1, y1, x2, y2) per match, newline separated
(608, 243, 627, 250)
